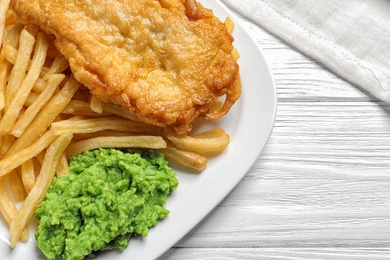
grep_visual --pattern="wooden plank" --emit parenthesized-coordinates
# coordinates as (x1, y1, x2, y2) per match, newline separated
(162, 248, 390, 259)
(172, 101, 390, 249)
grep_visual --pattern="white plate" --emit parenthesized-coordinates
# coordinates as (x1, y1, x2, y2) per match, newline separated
(0, 1, 277, 259)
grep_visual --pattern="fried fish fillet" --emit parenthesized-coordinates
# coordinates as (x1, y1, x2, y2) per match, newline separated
(10, 0, 241, 134)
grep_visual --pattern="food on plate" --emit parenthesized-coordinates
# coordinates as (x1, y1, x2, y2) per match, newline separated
(34, 149, 178, 260)
(0, 0, 239, 255)
(164, 127, 230, 154)
(10, 0, 241, 134)
(9, 132, 73, 247)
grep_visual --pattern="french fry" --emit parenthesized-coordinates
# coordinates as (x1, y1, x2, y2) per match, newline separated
(0, 130, 57, 178)
(3, 23, 23, 47)
(0, 188, 12, 223)
(32, 154, 43, 178)
(208, 100, 224, 113)
(0, 53, 8, 111)
(2, 43, 17, 64)
(7, 169, 27, 202)
(32, 76, 46, 93)
(5, 28, 35, 106)
(5, 76, 80, 156)
(71, 130, 148, 142)
(51, 116, 160, 135)
(56, 152, 69, 177)
(224, 17, 240, 60)
(24, 24, 40, 38)
(10, 132, 73, 247)
(90, 95, 104, 114)
(0, 0, 10, 47)
(21, 159, 35, 193)
(11, 73, 65, 137)
(0, 24, 24, 112)
(164, 127, 230, 154)
(66, 135, 167, 159)
(224, 17, 234, 34)
(101, 101, 142, 121)
(0, 135, 3, 157)
(0, 32, 48, 135)
(23, 88, 39, 106)
(42, 54, 69, 79)
(35, 150, 45, 167)
(159, 145, 207, 172)
(0, 183, 29, 242)
(232, 47, 240, 61)
(61, 100, 103, 116)
(0, 134, 14, 157)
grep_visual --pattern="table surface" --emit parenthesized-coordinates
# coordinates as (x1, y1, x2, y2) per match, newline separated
(160, 5, 390, 260)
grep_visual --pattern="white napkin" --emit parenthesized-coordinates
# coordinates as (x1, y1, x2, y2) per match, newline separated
(221, 0, 390, 102)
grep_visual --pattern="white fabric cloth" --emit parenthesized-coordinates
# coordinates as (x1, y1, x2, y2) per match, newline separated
(221, 0, 390, 102)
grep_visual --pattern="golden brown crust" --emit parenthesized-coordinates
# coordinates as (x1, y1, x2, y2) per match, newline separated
(10, 0, 241, 134)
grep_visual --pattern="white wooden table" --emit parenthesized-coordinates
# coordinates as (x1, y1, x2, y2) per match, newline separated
(160, 7, 390, 260)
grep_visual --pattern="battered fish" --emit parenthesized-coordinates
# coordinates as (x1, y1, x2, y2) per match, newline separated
(10, 0, 241, 134)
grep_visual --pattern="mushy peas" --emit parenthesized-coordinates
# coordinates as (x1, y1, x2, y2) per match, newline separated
(34, 149, 178, 260)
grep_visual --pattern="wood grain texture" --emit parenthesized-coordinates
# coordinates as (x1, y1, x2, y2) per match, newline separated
(162, 248, 390, 260)
(159, 10, 390, 260)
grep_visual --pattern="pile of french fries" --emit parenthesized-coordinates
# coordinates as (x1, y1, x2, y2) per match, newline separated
(0, 2, 231, 248)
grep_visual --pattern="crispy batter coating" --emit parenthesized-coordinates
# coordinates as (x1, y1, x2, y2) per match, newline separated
(10, 0, 241, 134)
